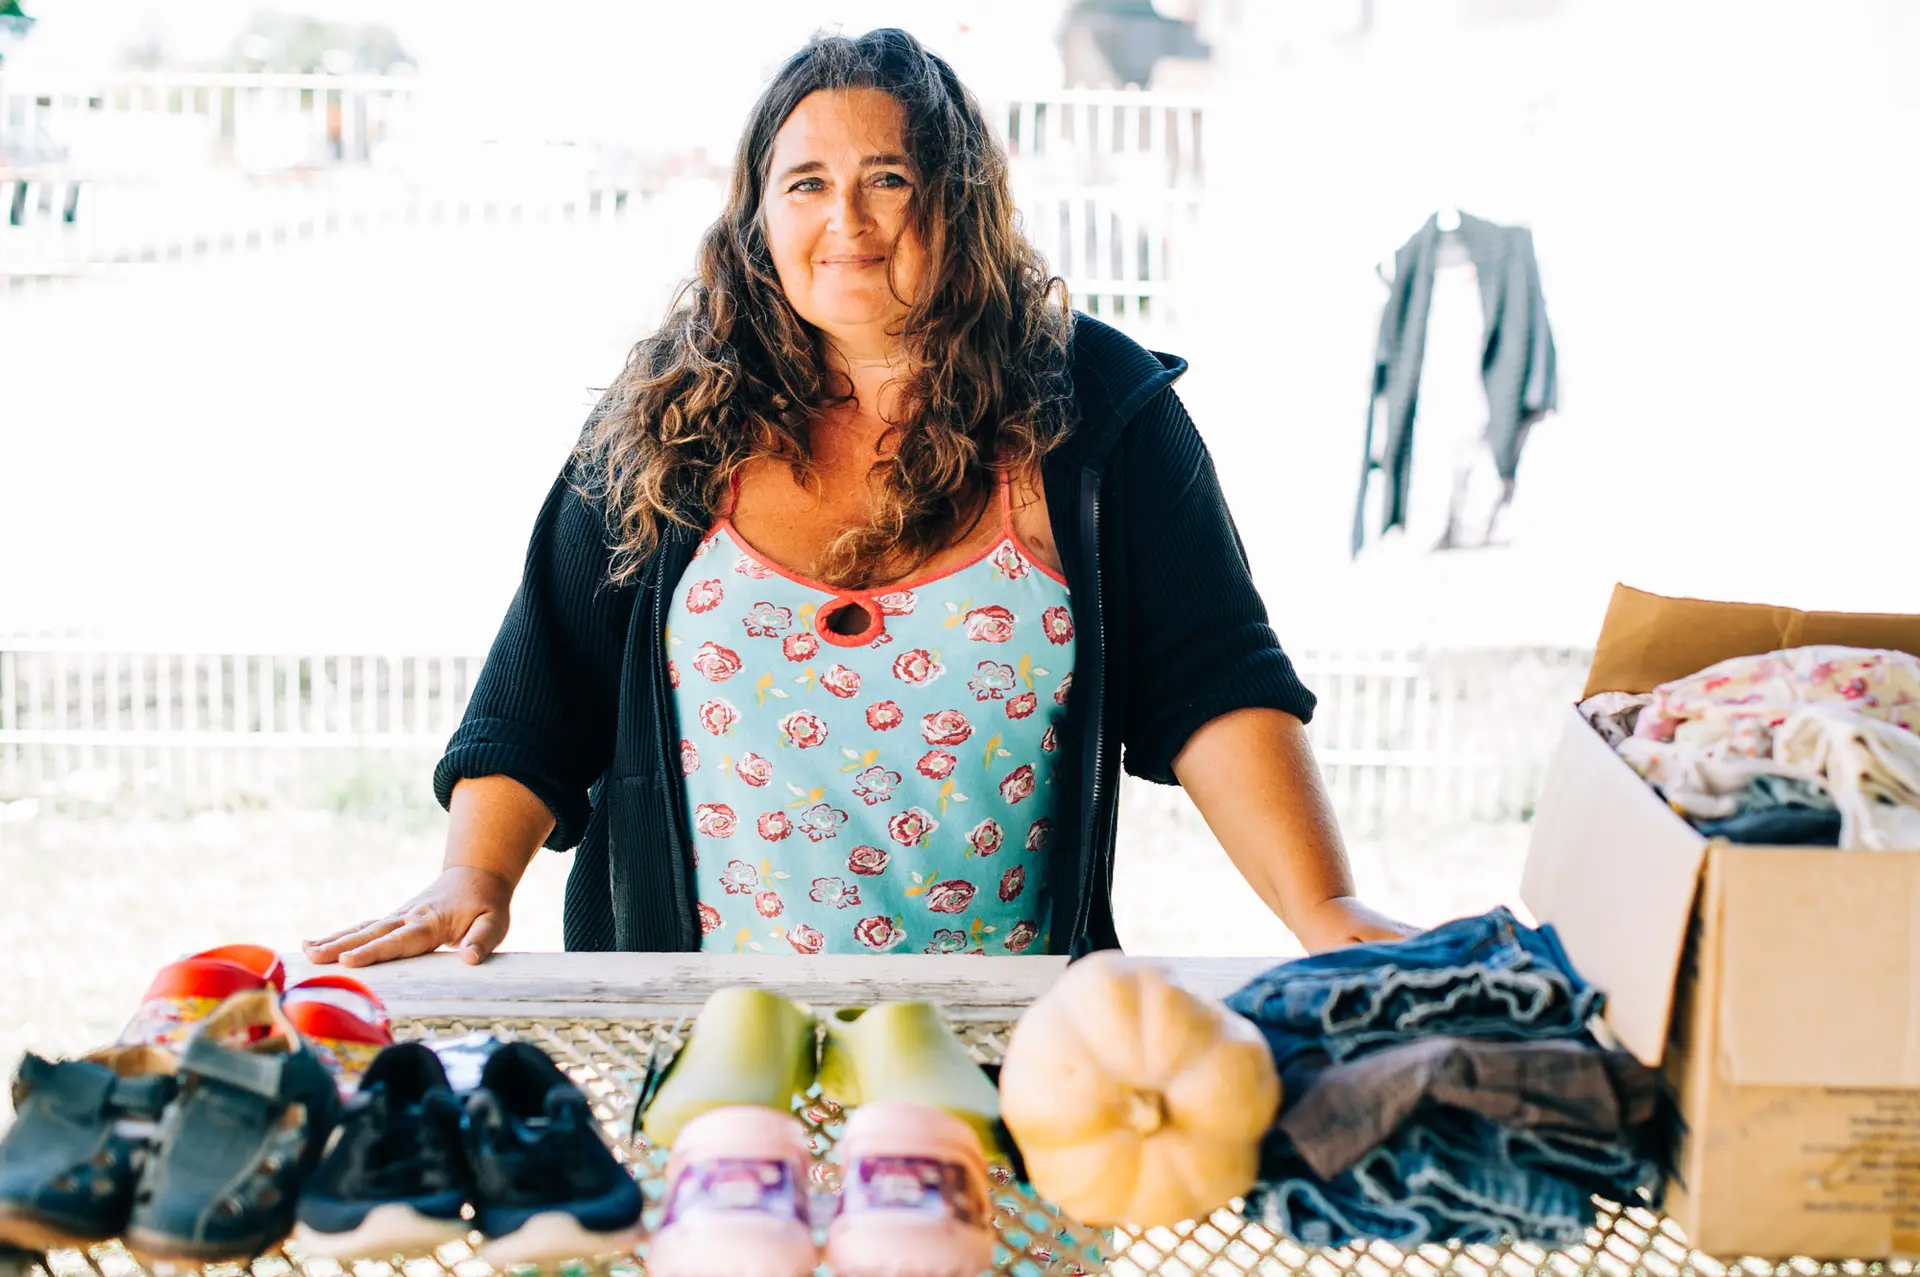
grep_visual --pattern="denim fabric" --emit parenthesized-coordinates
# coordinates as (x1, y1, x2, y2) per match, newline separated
(1226, 909, 1664, 1248)
(1247, 1110, 1646, 1248)
(1224, 907, 1602, 1072)
(1693, 803, 1841, 846)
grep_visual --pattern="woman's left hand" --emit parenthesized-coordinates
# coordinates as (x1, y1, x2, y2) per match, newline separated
(1292, 895, 1421, 953)
(1172, 709, 1422, 955)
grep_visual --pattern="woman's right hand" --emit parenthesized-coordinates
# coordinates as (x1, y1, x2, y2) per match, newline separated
(303, 866, 515, 968)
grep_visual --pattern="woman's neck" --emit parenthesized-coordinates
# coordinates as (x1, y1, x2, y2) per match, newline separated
(822, 332, 906, 415)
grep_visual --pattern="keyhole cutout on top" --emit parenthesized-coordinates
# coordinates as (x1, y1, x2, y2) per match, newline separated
(820, 598, 878, 640)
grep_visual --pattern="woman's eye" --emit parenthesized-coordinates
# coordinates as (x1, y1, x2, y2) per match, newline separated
(789, 178, 825, 193)
(872, 172, 909, 188)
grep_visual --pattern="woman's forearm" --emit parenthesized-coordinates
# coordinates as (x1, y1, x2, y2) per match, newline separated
(444, 774, 555, 890)
(1171, 707, 1356, 930)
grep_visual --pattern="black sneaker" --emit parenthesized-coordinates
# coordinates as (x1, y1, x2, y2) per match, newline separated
(292, 1043, 472, 1259)
(462, 1043, 642, 1265)
(0, 1048, 177, 1251)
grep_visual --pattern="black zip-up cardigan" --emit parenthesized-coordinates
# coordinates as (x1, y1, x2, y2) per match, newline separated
(434, 314, 1318, 954)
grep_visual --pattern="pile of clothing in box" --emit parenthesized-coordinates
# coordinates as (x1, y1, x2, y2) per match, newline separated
(1582, 646, 1920, 848)
(1223, 908, 1678, 1248)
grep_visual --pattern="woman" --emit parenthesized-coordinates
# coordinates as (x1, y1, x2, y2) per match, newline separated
(306, 29, 1413, 965)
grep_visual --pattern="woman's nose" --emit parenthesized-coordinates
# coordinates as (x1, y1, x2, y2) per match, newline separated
(828, 185, 874, 234)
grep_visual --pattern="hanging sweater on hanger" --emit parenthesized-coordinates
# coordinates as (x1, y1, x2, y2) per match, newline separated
(1351, 212, 1558, 558)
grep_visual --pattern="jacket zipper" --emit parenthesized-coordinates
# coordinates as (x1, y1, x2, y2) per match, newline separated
(651, 532, 697, 950)
(1069, 464, 1106, 952)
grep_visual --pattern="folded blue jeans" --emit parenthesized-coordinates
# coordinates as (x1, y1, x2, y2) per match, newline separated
(1225, 907, 1603, 1072)
(1225, 909, 1660, 1248)
(1247, 1108, 1648, 1248)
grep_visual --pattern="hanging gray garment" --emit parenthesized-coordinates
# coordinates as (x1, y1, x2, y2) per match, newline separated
(1351, 212, 1558, 557)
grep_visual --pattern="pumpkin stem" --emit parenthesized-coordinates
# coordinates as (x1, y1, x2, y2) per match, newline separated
(1125, 1088, 1167, 1136)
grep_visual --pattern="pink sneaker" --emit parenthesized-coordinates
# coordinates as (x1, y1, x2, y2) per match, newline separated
(648, 1106, 819, 1277)
(827, 1101, 994, 1277)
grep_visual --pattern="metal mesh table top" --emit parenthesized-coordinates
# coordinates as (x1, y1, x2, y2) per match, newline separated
(5, 1013, 1915, 1277)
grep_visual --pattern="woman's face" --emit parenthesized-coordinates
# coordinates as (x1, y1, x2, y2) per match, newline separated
(761, 87, 927, 355)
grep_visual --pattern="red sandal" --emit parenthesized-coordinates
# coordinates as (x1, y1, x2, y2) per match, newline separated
(117, 944, 286, 1050)
(282, 975, 393, 1097)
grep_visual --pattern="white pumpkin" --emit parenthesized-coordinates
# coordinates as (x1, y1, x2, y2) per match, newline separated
(997, 952, 1280, 1229)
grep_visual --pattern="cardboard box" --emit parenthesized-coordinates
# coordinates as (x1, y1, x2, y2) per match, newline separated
(1521, 585, 1920, 1259)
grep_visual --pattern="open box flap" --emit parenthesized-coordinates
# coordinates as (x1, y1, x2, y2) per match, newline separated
(1520, 706, 1709, 1066)
(1582, 584, 1920, 698)
(1712, 845, 1920, 1087)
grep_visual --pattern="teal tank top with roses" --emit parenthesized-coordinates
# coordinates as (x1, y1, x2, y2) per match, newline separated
(664, 473, 1076, 956)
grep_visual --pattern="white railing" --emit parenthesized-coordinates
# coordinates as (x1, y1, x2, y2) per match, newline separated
(0, 177, 1187, 331)
(0, 72, 421, 176)
(0, 181, 1177, 326)
(1299, 647, 1588, 829)
(1, 74, 1206, 328)
(0, 173, 663, 282)
(1020, 186, 1200, 328)
(0, 642, 1585, 827)
(0, 75, 1200, 187)
(0, 644, 478, 803)
(991, 88, 1206, 189)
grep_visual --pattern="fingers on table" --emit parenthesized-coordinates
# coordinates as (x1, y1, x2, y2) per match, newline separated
(302, 917, 398, 962)
(458, 911, 507, 964)
(339, 919, 450, 968)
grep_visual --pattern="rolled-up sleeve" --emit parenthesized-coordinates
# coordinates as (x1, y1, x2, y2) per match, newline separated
(1117, 388, 1317, 785)
(432, 457, 638, 848)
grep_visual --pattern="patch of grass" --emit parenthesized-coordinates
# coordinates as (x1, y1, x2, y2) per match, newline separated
(298, 750, 445, 830)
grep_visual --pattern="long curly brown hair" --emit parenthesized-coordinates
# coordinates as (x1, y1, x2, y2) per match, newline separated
(580, 27, 1075, 589)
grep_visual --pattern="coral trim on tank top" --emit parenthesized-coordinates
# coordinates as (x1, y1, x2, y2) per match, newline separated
(714, 470, 1069, 649)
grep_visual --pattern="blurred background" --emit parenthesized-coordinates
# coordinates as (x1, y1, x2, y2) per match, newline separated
(2, 0, 1917, 1056)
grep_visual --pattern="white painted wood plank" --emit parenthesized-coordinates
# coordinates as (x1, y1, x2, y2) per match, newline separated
(285, 952, 1286, 1019)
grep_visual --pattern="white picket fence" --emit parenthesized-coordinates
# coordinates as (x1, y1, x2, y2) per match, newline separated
(0, 641, 1589, 828)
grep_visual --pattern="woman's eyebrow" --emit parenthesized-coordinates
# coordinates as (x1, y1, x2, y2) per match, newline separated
(773, 159, 827, 184)
(774, 154, 912, 184)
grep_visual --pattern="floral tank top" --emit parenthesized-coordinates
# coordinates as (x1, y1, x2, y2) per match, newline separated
(665, 474, 1076, 956)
